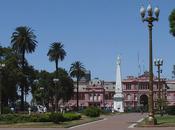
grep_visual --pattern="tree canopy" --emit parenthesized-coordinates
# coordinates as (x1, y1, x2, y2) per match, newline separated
(169, 9, 175, 37)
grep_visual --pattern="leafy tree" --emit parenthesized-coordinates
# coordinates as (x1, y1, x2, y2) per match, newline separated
(54, 68, 74, 103)
(31, 70, 53, 109)
(0, 46, 37, 112)
(0, 47, 19, 111)
(31, 69, 74, 111)
(47, 42, 66, 111)
(70, 61, 86, 110)
(11, 26, 38, 111)
(169, 9, 175, 37)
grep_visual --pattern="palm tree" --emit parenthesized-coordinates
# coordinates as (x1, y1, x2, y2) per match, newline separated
(69, 61, 86, 110)
(11, 26, 37, 111)
(47, 42, 66, 111)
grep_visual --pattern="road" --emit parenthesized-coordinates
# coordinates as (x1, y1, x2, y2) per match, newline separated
(0, 113, 175, 130)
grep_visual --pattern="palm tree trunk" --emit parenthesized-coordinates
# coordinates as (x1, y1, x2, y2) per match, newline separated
(55, 60, 58, 112)
(76, 77, 79, 111)
(21, 50, 25, 111)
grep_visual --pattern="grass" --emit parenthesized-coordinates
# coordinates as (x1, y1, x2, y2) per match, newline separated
(156, 115, 175, 126)
(137, 115, 175, 127)
(0, 115, 103, 128)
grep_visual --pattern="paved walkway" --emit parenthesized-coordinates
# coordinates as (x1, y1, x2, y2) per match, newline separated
(0, 113, 175, 130)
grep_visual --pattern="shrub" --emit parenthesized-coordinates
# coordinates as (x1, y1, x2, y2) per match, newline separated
(166, 106, 175, 115)
(0, 113, 52, 123)
(0, 112, 81, 124)
(0, 114, 16, 123)
(100, 109, 112, 115)
(49, 112, 64, 124)
(83, 107, 101, 117)
(63, 113, 81, 121)
(2, 107, 13, 114)
(28, 114, 51, 122)
(37, 114, 51, 122)
(0, 114, 29, 123)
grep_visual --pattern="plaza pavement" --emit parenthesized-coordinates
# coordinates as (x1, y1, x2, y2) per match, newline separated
(0, 113, 175, 130)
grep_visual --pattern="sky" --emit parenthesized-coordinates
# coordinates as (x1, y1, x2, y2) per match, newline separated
(0, 0, 175, 81)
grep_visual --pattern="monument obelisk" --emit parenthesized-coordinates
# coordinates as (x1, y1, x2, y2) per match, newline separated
(113, 56, 124, 112)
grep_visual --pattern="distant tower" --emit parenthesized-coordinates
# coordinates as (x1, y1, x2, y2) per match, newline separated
(113, 56, 124, 112)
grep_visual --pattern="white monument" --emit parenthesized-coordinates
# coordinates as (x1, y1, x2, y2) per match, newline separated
(113, 56, 124, 112)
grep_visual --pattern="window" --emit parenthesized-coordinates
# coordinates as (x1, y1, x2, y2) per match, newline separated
(94, 94, 97, 101)
(89, 94, 93, 101)
(134, 94, 137, 100)
(80, 93, 85, 100)
(98, 94, 101, 101)
(139, 83, 148, 90)
(126, 84, 131, 90)
(127, 94, 131, 100)
(105, 94, 109, 100)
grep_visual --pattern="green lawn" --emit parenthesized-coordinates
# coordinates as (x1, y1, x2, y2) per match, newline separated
(156, 115, 175, 126)
(138, 115, 175, 127)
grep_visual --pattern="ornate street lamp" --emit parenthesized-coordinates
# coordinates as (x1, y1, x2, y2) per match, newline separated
(0, 63, 5, 114)
(154, 58, 163, 115)
(140, 4, 160, 125)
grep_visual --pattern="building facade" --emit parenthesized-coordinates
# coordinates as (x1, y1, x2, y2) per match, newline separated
(122, 72, 166, 111)
(68, 78, 115, 109)
(166, 80, 175, 106)
(67, 71, 175, 111)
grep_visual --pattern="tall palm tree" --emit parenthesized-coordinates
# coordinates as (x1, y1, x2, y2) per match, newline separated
(11, 26, 37, 111)
(47, 42, 66, 111)
(69, 61, 86, 110)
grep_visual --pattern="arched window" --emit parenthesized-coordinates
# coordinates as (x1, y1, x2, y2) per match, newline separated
(127, 94, 131, 100)
(98, 94, 101, 101)
(89, 94, 93, 101)
(94, 94, 97, 101)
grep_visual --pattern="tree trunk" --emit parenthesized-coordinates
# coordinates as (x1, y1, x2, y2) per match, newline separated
(0, 71, 2, 114)
(76, 77, 79, 111)
(55, 60, 58, 112)
(21, 50, 25, 111)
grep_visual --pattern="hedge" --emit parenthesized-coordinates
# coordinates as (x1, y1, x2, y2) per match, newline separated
(166, 106, 175, 115)
(0, 112, 81, 124)
(83, 107, 101, 117)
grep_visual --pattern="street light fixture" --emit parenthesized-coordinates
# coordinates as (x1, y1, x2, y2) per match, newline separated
(53, 78, 59, 112)
(140, 4, 160, 125)
(154, 58, 163, 115)
(0, 63, 5, 114)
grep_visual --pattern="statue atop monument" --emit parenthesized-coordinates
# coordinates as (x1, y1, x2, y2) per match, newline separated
(113, 55, 124, 112)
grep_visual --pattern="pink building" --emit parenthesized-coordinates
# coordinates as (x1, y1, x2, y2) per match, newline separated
(68, 78, 114, 109)
(67, 71, 175, 111)
(122, 72, 166, 111)
(166, 80, 175, 106)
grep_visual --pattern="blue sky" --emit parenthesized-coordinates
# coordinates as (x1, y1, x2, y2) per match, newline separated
(0, 0, 175, 81)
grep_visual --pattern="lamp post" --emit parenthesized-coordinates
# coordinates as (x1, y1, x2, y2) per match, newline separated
(140, 4, 160, 125)
(0, 63, 5, 114)
(154, 58, 163, 115)
(53, 78, 59, 112)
